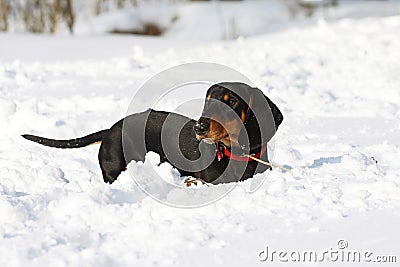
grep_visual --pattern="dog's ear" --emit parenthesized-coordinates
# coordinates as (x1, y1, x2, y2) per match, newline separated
(261, 90, 283, 129)
(241, 88, 283, 145)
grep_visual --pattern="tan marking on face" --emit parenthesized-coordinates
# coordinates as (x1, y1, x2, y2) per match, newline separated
(223, 94, 229, 101)
(220, 136, 232, 147)
(207, 94, 211, 101)
(241, 110, 246, 122)
(199, 114, 242, 147)
(220, 118, 241, 147)
(206, 119, 227, 140)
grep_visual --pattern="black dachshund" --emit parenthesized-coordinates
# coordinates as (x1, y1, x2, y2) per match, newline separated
(23, 82, 283, 185)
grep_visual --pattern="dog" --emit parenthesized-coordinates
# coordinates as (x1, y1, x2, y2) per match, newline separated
(22, 82, 283, 185)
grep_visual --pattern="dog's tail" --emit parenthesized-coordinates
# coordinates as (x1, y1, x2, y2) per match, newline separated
(22, 129, 109, 149)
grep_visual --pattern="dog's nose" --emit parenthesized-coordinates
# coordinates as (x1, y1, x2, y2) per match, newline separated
(194, 118, 210, 135)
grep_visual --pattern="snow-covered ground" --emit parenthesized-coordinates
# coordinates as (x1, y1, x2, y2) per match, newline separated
(74, 0, 400, 40)
(1, 2, 400, 267)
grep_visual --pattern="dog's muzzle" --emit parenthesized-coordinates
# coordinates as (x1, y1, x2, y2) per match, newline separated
(193, 117, 210, 136)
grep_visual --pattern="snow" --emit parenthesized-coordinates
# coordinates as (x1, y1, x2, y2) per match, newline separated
(75, 2, 178, 35)
(164, 0, 290, 40)
(72, 0, 289, 38)
(1, 2, 400, 266)
(73, 1, 400, 40)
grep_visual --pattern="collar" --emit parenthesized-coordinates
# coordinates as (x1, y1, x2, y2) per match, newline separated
(216, 142, 268, 162)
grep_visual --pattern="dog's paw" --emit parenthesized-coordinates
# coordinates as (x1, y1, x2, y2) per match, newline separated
(183, 177, 209, 187)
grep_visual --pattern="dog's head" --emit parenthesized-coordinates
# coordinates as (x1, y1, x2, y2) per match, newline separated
(194, 82, 283, 149)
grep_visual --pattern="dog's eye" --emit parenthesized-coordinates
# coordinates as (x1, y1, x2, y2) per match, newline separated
(228, 98, 237, 107)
